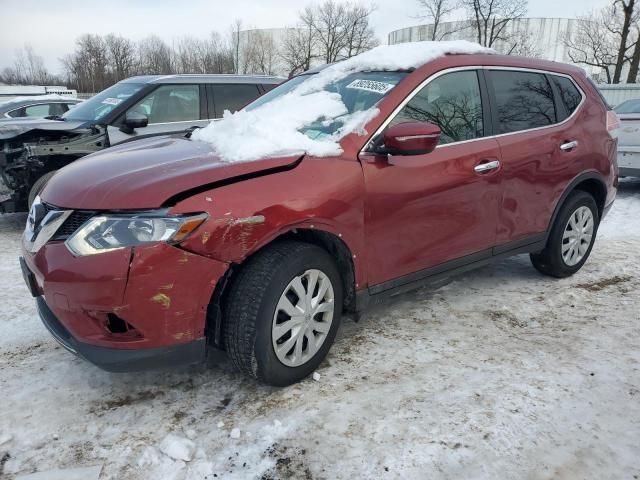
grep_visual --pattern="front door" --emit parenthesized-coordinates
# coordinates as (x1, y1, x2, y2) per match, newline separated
(360, 69, 503, 288)
(107, 84, 210, 145)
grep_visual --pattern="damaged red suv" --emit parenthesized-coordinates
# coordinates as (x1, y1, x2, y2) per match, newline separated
(20, 42, 617, 386)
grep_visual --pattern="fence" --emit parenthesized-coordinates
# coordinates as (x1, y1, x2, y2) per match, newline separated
(597, 84, 640, 107)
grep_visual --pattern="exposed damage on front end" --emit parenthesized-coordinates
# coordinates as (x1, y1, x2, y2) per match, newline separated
(0, 122, 106, 212)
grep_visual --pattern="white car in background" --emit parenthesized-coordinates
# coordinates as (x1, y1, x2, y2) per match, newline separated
(614, 98, 640, 177)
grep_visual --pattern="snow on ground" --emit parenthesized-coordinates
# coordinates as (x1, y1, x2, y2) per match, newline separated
(192, 41, 493, 162)
(0, 180, 639, 479)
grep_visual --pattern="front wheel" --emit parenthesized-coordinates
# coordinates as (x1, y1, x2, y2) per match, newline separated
(28, 171, 57, 208)
(530, 190, 600, 278)
(223, 241, 343, 386)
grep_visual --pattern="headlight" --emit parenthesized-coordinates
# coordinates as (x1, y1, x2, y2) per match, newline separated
(65, 212, 207, 256)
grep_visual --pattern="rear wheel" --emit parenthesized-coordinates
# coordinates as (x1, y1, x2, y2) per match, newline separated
(223, 241, 343, 386)
(28, 171, 56, 208)
(530, 191, 599, 278)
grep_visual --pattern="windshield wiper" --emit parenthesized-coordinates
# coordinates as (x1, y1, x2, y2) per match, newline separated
(44, 115, 66, 121)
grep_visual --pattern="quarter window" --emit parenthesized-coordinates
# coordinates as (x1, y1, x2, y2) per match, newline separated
(9, 104, 57, 118)
(129, 84, 200, 124)
(551, 75, 582, 119)
(389, 70, 484, 145)
(212, 84, 261, 117)
(490, 70, 556, 134)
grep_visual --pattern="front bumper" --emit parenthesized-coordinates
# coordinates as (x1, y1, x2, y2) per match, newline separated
(36, 296, 206, 372)
(21, 236, 230, 371)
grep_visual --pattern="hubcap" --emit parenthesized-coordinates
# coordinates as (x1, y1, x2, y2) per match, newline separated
(271, 269, 335, 367)
(562, 206, 594, 266)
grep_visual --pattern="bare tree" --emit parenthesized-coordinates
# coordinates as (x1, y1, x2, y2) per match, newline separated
(506, 30, 540, 57)
(230, 19, 243, 74)
(300, 1, 378, 64)
(607, 0, 638, 83)
(138, 36, 174, 75)
(462, 0, 527, 48)
(343, 4, 379, 57)
(240, 30, 278, 75)
(61, 34, 110, 92)
(105, 34, 137, 82)
(302, 1, 348, 63)
(627, 24, 640, 82)
(281, 26, 316, 77)
(564, 11, 618, 83)
(415, 0, 459, 40)
(0, 45, 59, 85)
(174, 36, 202, 73)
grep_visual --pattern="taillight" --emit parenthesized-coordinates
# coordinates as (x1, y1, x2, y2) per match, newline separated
(607, 110, 621, 133)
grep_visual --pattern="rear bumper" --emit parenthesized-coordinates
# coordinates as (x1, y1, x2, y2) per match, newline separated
(618, 149, 640, 177)
(36, 296, 206, 372)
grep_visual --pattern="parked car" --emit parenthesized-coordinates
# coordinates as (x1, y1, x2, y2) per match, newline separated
(614, 98, 640, 177)
(20, 43, 617, 386)
(0, 95, 82, 120)
(0, 74, 283, 212)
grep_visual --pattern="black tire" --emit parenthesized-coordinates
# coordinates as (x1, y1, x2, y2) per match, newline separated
(223, 241, 343, 386)
(28, 171, 56, 208)
(530, 190, 600, 278)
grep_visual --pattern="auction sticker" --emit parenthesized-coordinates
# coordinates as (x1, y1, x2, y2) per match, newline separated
(346, 79, 395, 95)
(101, 98, 122, 105)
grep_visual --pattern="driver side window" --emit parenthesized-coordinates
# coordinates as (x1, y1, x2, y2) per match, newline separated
(389, 70, 484, 145)
(129, 84, 200, 124)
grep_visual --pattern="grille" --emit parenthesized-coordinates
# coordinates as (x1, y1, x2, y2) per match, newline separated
(52, 211, 95, 240)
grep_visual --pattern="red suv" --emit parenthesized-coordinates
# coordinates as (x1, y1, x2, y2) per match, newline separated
(20, 43, 618, 386)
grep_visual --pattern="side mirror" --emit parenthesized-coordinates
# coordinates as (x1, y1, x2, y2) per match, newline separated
(119, 111, 148, 134)
(378, 122, 441, 156)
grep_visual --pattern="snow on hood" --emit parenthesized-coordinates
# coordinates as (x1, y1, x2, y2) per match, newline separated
(192, 40, 494, 163)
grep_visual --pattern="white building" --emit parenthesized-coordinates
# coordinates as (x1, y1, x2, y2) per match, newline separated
(388, 18, 602, 77)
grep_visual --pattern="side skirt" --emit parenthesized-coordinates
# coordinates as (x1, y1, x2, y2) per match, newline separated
(355, 233, 546, 311)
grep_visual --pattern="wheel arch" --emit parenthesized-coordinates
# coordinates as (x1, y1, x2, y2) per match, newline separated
(546, 171, 607, 239)
(206, 226, 358, 349)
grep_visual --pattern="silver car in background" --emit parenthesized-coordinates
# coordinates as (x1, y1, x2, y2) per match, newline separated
(0, 96, 82, 119)
(614, 99, 640, 177)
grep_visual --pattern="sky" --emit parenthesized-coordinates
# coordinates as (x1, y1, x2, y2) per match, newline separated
(0, 0, 612, 75)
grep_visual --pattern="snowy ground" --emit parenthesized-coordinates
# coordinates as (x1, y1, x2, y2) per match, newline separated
(1, 180, 639, 480)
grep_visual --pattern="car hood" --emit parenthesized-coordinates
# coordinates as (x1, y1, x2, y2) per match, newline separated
(0, 117, 89, 139)
(41, 135, 304, 210)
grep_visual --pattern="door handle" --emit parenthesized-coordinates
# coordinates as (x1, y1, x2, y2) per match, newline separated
(474, 160, 501, 173)
(560, 140, 578, 151)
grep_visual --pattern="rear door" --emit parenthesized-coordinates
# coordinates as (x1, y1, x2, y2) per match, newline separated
(486, 69, 585, 246)
(107, 84, 209, 145)
(209, 83, 262, 118)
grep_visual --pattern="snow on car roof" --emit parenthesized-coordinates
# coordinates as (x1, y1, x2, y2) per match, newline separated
(0, 94, 80, 107)
(192, 41, 494, 163)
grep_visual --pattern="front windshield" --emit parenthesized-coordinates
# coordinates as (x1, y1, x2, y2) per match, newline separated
(614, 99, 640, 114)
(245, 71, 407, 138)
(63, 82, 145, 122)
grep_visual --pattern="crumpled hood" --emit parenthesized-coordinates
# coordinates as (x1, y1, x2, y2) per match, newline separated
(0, 118, 89, 139)
(41, 135, 303, 210)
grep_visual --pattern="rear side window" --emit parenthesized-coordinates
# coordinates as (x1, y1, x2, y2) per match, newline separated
(551, 75, 582, 119)
(490, 70, 556, 134)
(389, 70, 484, 145)
(261, 83, 278, 93)
(212, 84, 260, 117)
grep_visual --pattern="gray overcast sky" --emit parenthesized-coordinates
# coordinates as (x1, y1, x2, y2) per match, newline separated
(0, 0, 611, 75)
